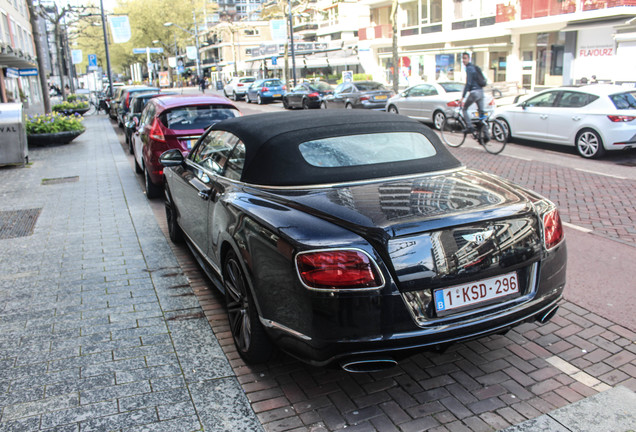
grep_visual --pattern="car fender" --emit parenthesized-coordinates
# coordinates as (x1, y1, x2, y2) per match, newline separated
(568, 118, 607, 148)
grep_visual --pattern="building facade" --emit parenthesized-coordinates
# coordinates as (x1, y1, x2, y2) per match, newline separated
(358, 0, 636, 90)
(0, 0, 41, 112)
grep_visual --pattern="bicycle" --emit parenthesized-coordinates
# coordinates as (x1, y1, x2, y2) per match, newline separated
(440, 102, 508, 155)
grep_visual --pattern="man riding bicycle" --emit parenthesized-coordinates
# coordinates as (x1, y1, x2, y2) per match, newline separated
(461, 52, 487, 136)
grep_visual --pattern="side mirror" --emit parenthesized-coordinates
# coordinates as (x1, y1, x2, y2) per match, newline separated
(159, 149, 185, 167)
(401, 92, 407, 97)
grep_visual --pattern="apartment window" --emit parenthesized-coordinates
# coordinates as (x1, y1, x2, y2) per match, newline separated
(403, 2, 418, 28)
(244, 28, 259, 36)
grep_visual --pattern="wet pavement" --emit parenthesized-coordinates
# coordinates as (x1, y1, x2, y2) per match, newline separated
(0, 113, 634, 432)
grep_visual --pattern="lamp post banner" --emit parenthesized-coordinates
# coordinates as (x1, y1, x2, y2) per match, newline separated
(109, 16, 131, 43)
(186, 46, 197, 60)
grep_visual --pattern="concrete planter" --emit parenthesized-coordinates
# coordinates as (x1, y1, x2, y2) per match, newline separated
(27, 129, 85, 146)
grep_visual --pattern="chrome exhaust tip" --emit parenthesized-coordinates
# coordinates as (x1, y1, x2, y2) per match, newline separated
(537, 305, 559, 324)
(340, 358, 398, 373)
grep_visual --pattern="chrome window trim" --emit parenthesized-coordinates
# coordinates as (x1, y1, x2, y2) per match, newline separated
(294, 247, 386, 293)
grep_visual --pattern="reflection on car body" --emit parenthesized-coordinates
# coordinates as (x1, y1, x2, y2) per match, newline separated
(160, 110, 566, 372)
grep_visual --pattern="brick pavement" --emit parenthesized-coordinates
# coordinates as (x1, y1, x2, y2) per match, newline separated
(0, 116, 261, 431)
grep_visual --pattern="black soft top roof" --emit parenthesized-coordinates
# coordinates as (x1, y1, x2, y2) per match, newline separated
(210, 110, 461, 186)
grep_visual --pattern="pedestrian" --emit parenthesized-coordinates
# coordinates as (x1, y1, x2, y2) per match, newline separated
(461, 52, 486, 135)
(590, 75, 598, 84)
(199, 76, 206, 93)
(580, 77, 588, 84)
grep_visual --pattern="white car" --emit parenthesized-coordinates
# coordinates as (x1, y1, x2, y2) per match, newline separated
(223, 77, 255, 101)
(492, 85, 636, 158)
(386, 82, 495, 129)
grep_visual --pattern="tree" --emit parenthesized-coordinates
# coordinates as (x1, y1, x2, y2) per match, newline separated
(25, 0, 51, 113)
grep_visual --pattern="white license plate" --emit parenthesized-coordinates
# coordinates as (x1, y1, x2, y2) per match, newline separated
(434, 271, 519, 315)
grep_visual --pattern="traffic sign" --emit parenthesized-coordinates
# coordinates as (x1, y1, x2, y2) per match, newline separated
(271, 56, 277, 65)
(132, 47, 163, 54)
(88, 54, 98, 71)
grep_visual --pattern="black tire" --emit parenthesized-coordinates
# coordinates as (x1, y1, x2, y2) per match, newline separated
(345, 103, 353, 109)
(576, 129, 605, 159)
(482, 119, 508, 155)
(134, 154, 143, 174)
(233, 91, 239, 101)
(223, 89, 229, 98)
(282, 97, 290, 109)
(433, 110, 446, 130)
(320, 101, 327, 109)
(144, 164, 161, 199)
(224, 250, 273, 363)
(387, 105, 399, 114)
(165, 190, 183, 243)
(440, 118, 467, 147)
(302, 99, 310, 110)
(257, 94, 264, 105)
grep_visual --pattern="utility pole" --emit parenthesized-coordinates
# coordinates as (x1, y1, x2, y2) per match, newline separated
(288, 0, 297, 86)
(100, 0, 114, 98)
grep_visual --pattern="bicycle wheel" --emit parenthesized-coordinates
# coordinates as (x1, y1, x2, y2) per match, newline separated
(482, 119, 508, 154)
(440, 117, 467, 148)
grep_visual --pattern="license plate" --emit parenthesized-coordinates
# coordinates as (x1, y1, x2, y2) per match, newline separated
(374, 95, 387, 100)
(181, 139, 194, 150)
(434, 271, 519, 315)
(273, 94, 281, 97)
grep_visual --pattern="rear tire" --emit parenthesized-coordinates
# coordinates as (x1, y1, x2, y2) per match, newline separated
(302, 99, 310, 110)
(345, 103, 353, 109)
(576, 129, 605, 159)
(320, 101, 327, 109)
(232, 91, 239, 101)
(144, 164, 161, 199)
(440, 118, 467, 148)
(387, 105, 399, 114)
(433, 110, 446, 130)
(224, 250, 273, 363)
(134, 156, 143, 174)
(282, 97, 290, 109)
(482, 120, 507, 154)
(257, 94, 263, 105)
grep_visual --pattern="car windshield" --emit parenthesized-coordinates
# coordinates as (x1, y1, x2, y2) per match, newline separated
(355, 82, 386, 91)
(610, 91, 636, 110)
(439, 83, 464, 93)
(298, 132, 437, 168)
(240, 78, 255, 83)
(163, 105, 240, 130)
(309, 82, 332, 91)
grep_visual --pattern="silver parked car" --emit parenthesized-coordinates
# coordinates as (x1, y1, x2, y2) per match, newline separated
(386, 82, 494, 129)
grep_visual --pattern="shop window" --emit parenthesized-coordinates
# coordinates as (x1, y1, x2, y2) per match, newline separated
(550, 45, 564, 76)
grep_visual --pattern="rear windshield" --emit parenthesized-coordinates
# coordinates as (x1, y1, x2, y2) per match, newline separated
(163, 105, 240, 130)
(262, 80, 283, 87)
(355, 82, 386, 91)
(298, 132, 437, 168)
(440, 83, 464, 93)
(240, 78, 255, 83)
(610, 91, 636, 110)
(309, 82, 332, 91)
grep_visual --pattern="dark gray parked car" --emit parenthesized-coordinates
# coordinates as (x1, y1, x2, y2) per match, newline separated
(322, 81, 393, 110)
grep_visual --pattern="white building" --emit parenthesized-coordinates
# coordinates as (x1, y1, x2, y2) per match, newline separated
(357, 0, 636, 90)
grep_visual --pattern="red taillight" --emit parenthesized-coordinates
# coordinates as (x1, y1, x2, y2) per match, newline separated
(237, 83, 244, 87)
(360, 96, 369, 101)
(607, 115, 636, 122)
(282, 85, 287, 90)
(296, 250, 383, 290)
(489, 98, 496, 106)
(308, 92, 319, 98)
(543, 209, 564, 250)
(447, 100, 461, 107)
(149, 118, 166, 142)
(125, 92, 131, 109)
(261, 86, 269, 92)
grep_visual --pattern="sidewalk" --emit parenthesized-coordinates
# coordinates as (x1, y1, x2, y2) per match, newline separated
(0, 115, 262, 431)
(1, 114, 635, 431)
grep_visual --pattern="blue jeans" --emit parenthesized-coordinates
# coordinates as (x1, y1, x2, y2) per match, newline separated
(463, 88, 485, 130)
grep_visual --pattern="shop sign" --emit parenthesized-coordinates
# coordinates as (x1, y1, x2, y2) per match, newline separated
(578, 46, 614, 57)
(5, 68, 19, 78)
(19, 68, 38, 76)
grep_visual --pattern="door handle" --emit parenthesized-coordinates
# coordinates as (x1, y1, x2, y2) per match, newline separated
(540, 115, 548, 120)
(572, 116, 581, 121)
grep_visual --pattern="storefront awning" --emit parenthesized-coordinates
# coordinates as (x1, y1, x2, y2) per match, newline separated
(0, 44, 37, 69)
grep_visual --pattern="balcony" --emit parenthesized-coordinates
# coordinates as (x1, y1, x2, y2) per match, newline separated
(358, 24, 392, 41)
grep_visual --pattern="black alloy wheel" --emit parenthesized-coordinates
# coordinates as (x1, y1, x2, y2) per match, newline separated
(224, 251, 273, 363)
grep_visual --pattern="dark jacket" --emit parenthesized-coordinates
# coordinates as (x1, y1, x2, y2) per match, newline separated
(463, 63, 481, 97)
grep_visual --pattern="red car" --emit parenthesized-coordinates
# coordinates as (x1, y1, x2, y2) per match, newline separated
(132, 95, 240, 198)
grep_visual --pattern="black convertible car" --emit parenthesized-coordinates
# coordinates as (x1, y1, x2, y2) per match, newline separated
(160, 110, 567, 372)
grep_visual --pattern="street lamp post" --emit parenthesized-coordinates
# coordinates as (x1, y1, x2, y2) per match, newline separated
(99, 0, 114, 98)
(164, 18, 202, 79)
(288, 0, 297, 86)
